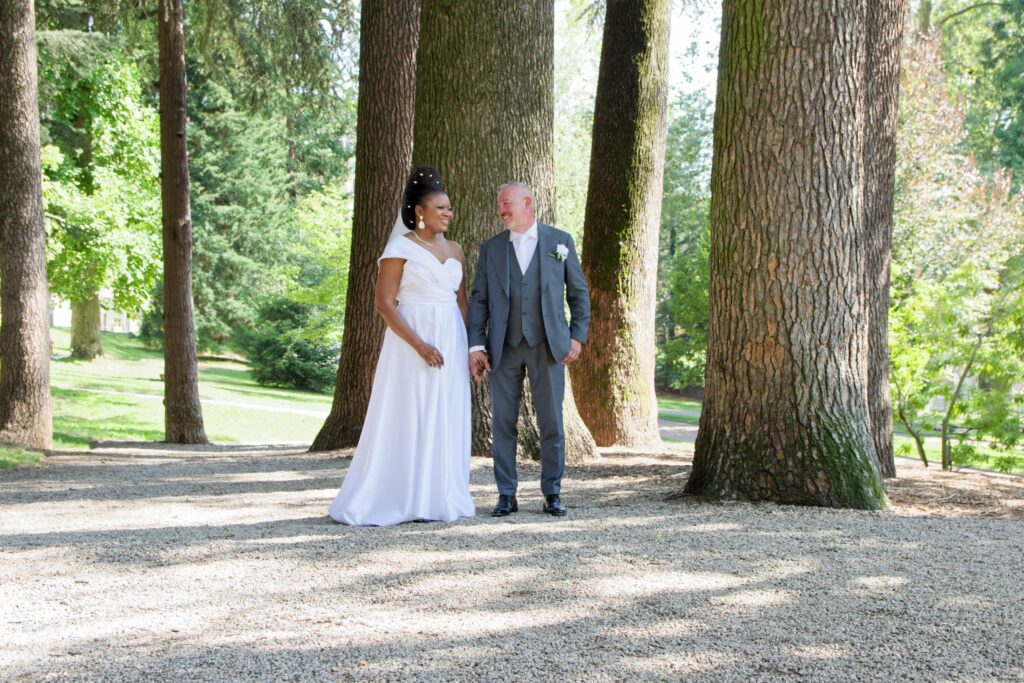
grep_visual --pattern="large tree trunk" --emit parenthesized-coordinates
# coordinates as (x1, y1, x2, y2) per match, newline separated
(0, 0, 53, 450)
(158, 0, 207, 444)
(864, 0, 907, 478)
(71, 294, 103, 360)
(414, 0, 597, 463)
(683, 0, 888, 509)
(916, 0, 932, 33)
(571, 0, 670, 447)
(310, 0, 421, 452)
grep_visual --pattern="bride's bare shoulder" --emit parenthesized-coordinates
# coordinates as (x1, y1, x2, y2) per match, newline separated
(445, 239, 466, 263)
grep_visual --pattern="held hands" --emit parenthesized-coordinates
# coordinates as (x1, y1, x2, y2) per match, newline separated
(562, 339, 582, 365)
(466, 341, 578, 377)
(417, 341, 445, 369)
(469, 350, 491, 382)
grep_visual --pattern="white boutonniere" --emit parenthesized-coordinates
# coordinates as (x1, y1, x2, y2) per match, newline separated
(550, 244, 569, 262)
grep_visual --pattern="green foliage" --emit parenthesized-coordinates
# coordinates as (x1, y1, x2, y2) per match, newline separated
(38, 2, 358, 354)
(891, 35, 1024, 469)
(187, 0, 356, 111)
(137, 68, 356, 351)
(280, 182, 353, 345)
(937, 0, 1024, 189)
(186, 76, 299, 348)
(38, 50, 161, 313)
(951, 442, 980, 466)
(655, 89, 713, 390)
(234, 298, 339, 393)
(555, 0, 602, 239)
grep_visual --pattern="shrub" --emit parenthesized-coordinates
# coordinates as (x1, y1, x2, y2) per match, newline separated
(235, 297, 339, 393)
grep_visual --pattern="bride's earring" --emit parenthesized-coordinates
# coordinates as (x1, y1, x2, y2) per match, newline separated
(418, 218, 425, 230)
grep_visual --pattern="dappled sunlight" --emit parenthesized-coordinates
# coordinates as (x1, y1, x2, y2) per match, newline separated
(750, 558, 817, 581)
(2, 444, 1023, 680)
(786, 643, 855, 660)
(850, 575, 910, 591)
(600, 618, 703, 640)
(678, 521, 744, 532)
(588, 570, 747, 598)
(936, 593, 1003, 609)
(201, 470, 323, 484)
(708, 588, 796, 608)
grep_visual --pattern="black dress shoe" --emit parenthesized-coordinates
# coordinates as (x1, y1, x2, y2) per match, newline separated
(491, 494, 518, 517)
(543, 494, 567, 516)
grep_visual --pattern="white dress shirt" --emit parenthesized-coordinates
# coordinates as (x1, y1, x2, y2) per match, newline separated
(469, 221, 540, 356)
(510, 221, 539, 275)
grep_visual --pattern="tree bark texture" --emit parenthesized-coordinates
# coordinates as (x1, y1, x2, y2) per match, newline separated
(159, 0, 207, 444)
(571, 0, 670, 447)
(310, 0, 421, 452)
(863, 0, 906, 478)
(71, 294, 103, 360)
(413, 0, 597, 463)
(683, 0, 888, 509)
(0, 0, 53, 450)
(916, 0, 932, 33)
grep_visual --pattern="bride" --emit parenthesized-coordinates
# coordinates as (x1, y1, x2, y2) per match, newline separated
(327, 166, 476, 525)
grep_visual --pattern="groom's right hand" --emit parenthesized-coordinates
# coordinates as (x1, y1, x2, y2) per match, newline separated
(469, 350, 491, 382)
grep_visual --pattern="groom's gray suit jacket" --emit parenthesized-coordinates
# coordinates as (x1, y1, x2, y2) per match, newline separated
(468, 223, 590, 367)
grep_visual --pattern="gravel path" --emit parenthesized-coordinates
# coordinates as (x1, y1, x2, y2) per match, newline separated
(659, 419, 698, 443)
(2, 443, 1022, 682)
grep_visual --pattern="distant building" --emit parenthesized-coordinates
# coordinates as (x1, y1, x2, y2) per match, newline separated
(50, 293, 140, 334)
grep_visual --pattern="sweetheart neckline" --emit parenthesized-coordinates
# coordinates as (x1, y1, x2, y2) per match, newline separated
(400, 235, 462, 268)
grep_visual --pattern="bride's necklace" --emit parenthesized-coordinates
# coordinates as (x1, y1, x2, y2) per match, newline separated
(413, 230, 440, 247)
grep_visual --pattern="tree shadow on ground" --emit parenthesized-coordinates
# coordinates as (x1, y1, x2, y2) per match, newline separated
(3, 444, 1023, 680)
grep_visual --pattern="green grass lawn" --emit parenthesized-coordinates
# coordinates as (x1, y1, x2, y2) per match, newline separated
(893, 433, 1024, 475)
(49, 328, 333, 449)
(657, 411, 700, 425)
(0, 444, 45, 469)
(656, 395, 703, 413)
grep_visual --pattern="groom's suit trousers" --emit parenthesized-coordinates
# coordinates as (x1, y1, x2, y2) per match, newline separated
(489, 339, 566, 497)
(489, 245, 565, 496)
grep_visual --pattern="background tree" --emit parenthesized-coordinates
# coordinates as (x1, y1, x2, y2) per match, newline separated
(413, 0, 597, 462)
(935, 0, 1024, 190)
(177, 77, 302, 349)
(656, 90, 714, 392)
(863, 0, 908, 478)
(554, 0, 602, 239)
(158, 0, 206, 444)
(311, 0, 421, 452)
(38, 52, 161, 360)
(0, 0, 53, 450)
(139, 4, 357, 354)
(684, 0, 887, 509)
(890, 33, 1024, 471)
(572, 0, 670, 447)
(42, 1, 358, 362)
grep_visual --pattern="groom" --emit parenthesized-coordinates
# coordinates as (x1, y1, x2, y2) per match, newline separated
(468, 182, 590, 518)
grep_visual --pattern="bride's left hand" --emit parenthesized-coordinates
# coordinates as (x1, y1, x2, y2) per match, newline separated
(416, 341, 445, 368)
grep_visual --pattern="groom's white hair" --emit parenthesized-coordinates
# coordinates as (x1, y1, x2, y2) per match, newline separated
(497, 181, 534, 199)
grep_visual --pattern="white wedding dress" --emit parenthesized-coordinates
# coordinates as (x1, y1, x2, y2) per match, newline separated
(328, 235, 475, 526)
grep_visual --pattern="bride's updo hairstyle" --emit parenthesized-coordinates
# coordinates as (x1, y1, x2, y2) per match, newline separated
(401, 165, 446, 229)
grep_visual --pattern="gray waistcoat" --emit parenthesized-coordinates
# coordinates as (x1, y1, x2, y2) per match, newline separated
(505, 242, 544, 348)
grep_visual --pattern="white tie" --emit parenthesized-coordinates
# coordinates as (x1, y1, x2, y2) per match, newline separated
(512, 232, 534, 274)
